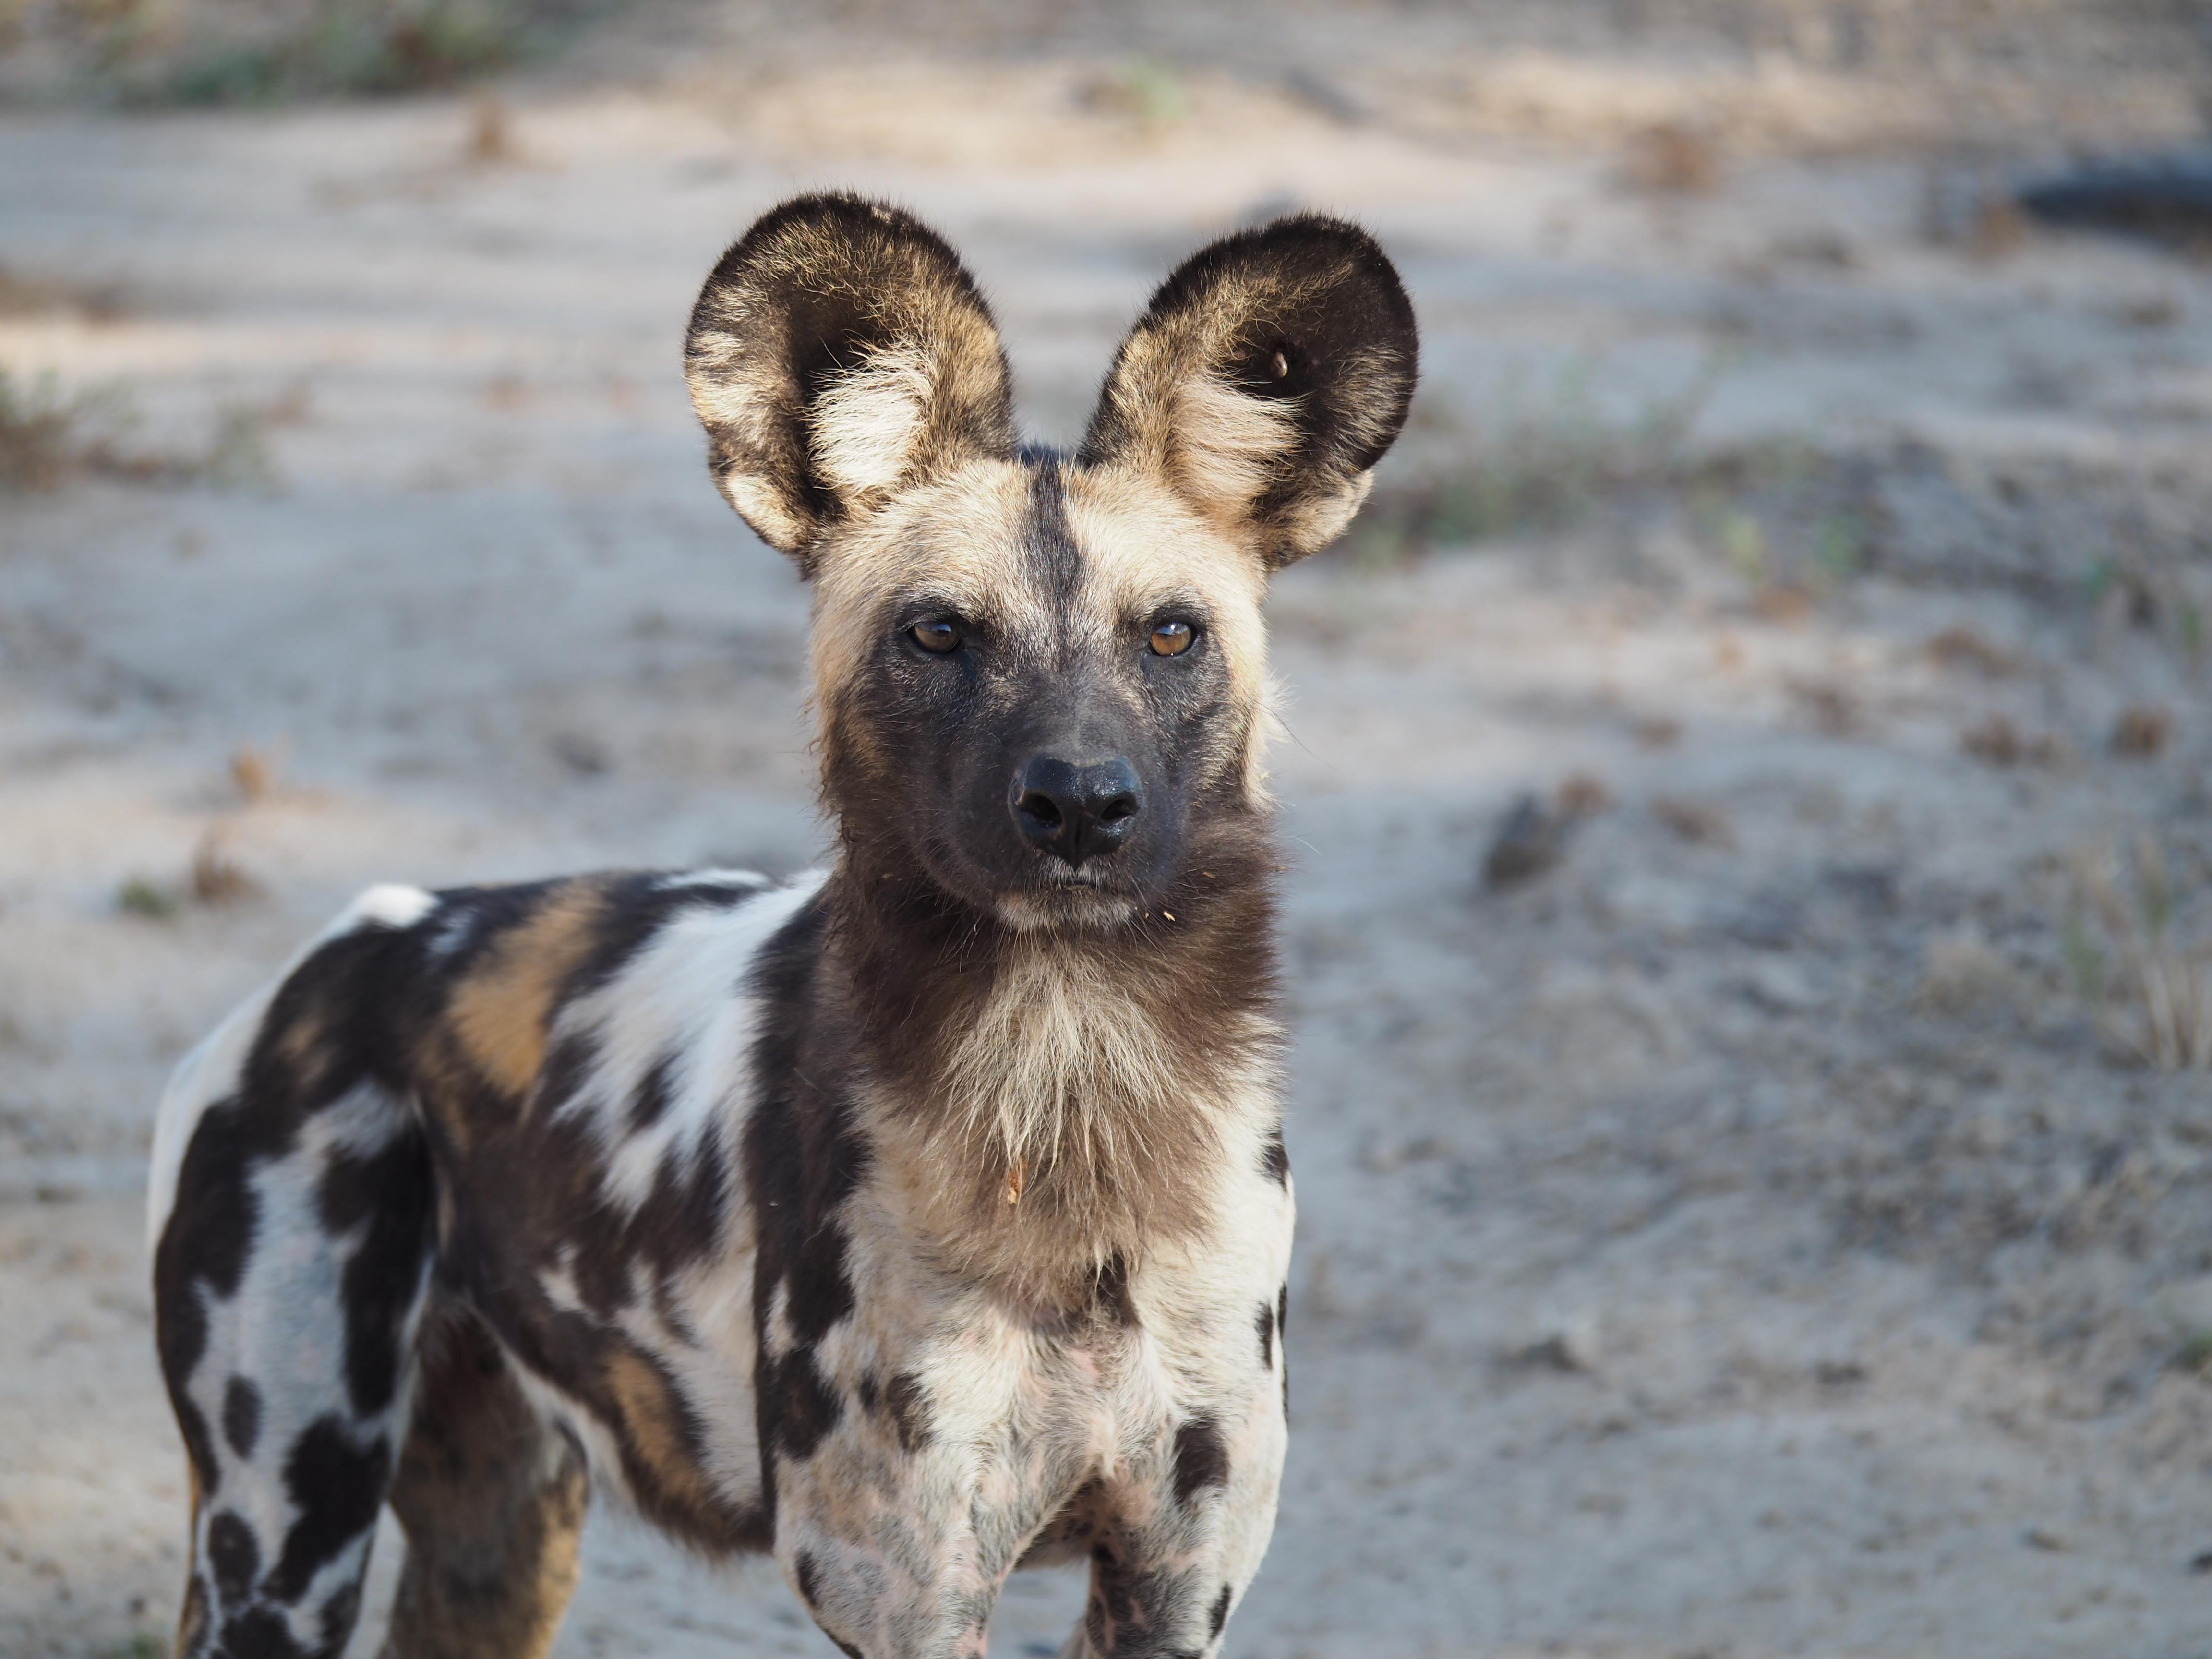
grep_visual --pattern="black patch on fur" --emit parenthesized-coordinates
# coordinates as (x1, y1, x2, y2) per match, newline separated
(1027, 457, 1080, 608)
(533, 1028, 598, 1118)
(1172, 1414, 1230, 1503)
(834, 1643, 863, 1659)
(629, 1049, 678, 1130)
(205, 1509, 259, 1601)
(319, 1130, 434, 1419)
(318, 1578, 363, 1651)
(1092, 1545, 1133, 1637)
(269, 1417, 389, 1604)
(782, 1221, 855, 1348)
(221, 1376, 262, 1460)
(1261, 1128, 1289, 1187)
(241, 904, 433, 1113)
(154, 1097, 265, 1498)
(794, 1547, 823, 1609)
(567, 874, 766, 1002)
(1256, 1300, 1274, 1370)
(742, 894, 869, 1507)
(217, 1606, 307, 1659)
(1094, 1251, 1139, 1327)
(885, 1370, 931, 1452)
(762, 1346, 842, 1463)
(1210, 1583, 1234, 1638)
(1278, 1283, 1290, 1416)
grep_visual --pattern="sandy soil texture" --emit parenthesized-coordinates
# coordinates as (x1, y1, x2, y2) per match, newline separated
(7, 4, 2212, 1655)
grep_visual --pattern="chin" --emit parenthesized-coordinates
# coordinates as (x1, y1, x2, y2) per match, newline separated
(991, 878, 1144, 934)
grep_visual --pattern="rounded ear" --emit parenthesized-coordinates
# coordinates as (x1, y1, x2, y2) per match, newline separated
(685, 194, 1017, 571)
(1077, 215, 1418, 569)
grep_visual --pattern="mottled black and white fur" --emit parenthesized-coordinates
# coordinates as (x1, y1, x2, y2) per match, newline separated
(149, 194, 1418, 1659)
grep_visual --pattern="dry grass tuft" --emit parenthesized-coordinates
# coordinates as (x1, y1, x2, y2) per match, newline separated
(116, 825, 266, 920)
(2067, 838, 2212, 1072)
(0, 372, 129, 489)
(1917, 932, 2016, 1016)
(1073, 58, 1188, 129)
(0, 264, 131, 321)
(1926, 625, 2018, 677)
(1787, 678, 1857, 735)
(228, 742, 284, 803)
(1557, 772, 1612, 817)
(0, 369, 277, 492)
(1961, 715, 2067, 767)
(1652, 795, 1734, 848)
(1349, 364, 1717, 559)
(2112, 706, 2171, 759)
(102, 0, 577, 105)
(190, 828, 262, 905)
(1623, 120, 1722, 195)
(465, 92, 517, 163)
(115, 876, 180, 921)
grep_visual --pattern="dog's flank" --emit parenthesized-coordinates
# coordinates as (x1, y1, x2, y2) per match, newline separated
(150, 192, 1415, 1659)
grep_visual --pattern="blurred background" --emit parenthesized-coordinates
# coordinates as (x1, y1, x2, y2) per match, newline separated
(7, 1, 2212, 1654)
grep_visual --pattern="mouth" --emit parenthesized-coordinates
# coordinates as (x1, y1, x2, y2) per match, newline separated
(994, 880, 1142, 932)
(984, 851, 1152, 930)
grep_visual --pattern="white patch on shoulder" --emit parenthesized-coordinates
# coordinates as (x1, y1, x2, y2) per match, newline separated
(145, 883, 436, 1250)
(546, 872, 826, 1216)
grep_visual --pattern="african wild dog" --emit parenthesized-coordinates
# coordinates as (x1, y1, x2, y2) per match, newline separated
(148, 193, 1417, 1658)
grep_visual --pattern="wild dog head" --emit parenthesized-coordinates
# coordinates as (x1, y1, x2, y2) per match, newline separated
(685, 194, 1417, 930)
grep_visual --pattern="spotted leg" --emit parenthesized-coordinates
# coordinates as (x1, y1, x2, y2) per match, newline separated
(156, 1083, 436, 1659)
(1058, 1399, 1287, 1659)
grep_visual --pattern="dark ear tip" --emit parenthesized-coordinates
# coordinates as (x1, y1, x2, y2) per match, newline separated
(1144, 212, 1417, 350)
(697, 193, 960, 295)
(1255, 213, 1417, 330)
(743, 191, 923, 241)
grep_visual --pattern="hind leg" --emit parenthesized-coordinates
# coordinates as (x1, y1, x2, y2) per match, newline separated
(378, 1306, 588, 1659)
(156, 1082, 436, 1658)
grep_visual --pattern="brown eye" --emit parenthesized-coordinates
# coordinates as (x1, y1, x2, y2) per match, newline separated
(910, 619, 962, 654)
(1149, 620, 1194, 657)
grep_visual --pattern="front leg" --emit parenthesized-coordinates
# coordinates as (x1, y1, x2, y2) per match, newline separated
(1064, 1382, 1288, 1659)
(764, 1355, 1028, 1659)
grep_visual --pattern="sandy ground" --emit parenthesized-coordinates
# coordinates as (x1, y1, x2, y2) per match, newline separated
(9, 6, 2212, 1655)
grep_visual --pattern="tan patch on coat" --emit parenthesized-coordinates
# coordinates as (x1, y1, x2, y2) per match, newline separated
(604, 1348, 741, 1538)
(447, 882, 607, 1100)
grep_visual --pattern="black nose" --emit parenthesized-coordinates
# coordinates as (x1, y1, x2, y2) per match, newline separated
(1011, 755, 1143, 866)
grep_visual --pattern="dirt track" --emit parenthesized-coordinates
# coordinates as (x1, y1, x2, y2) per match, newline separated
(7, 5, 2212, 1654)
